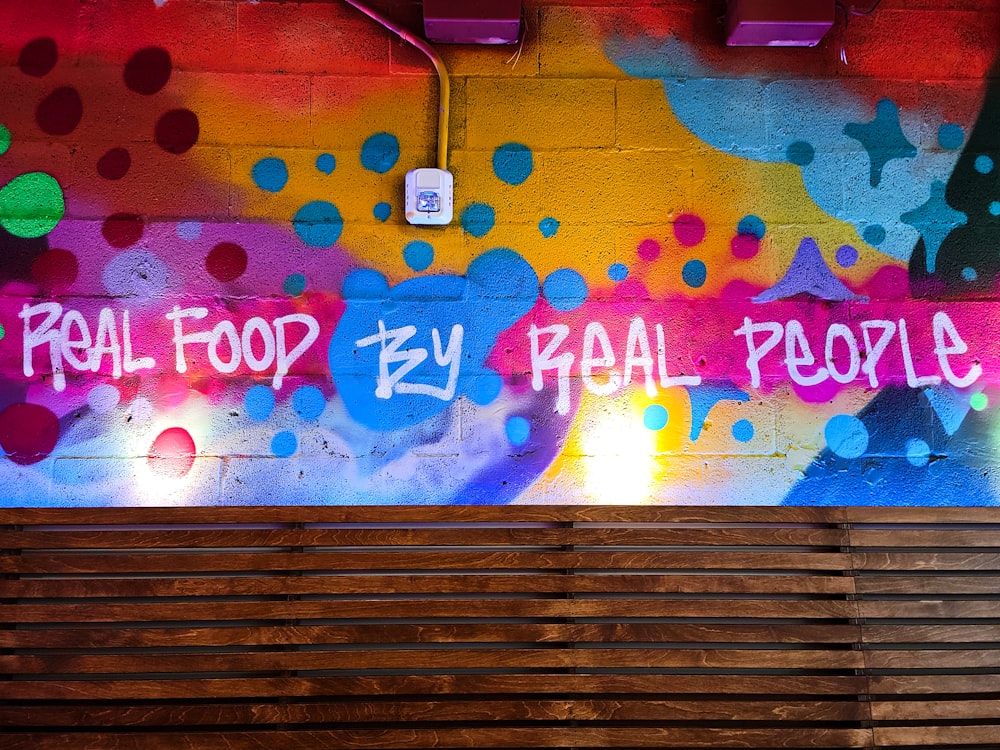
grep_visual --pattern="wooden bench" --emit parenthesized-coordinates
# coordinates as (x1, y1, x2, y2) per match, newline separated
(0, 506, 996, 749)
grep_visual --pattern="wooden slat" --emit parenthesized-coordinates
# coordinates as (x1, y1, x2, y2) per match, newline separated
(0, 674, 870, 700)
(1, 647, 866, 674)
(0, 622, 863, 649)
(0, 526, 849, 549)
(0, 698, 871, 726)
(874, 724, 1000, 746)
(851, 529, 1000, 548)
(855, 574, 1000, 595)
(862, 624, 1000, 643)
(864, 648, 1000, 669)
(858, 600, 1000, 619)
(0, 549, 853, 574)
(0, 727, 875, 749)
(852, 551, 1000, 571)
(870, 699, 1000, 721)
(869, 673, 1000, 694)
(0, 572, 856, 598)
(0, 505, 849, 524)
(1, 598, 859, 622)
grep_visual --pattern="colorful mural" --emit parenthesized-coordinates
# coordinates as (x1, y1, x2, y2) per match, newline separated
(1, 0, 999, 506)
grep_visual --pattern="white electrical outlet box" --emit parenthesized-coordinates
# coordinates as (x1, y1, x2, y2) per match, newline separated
(405, 168, 453, 225)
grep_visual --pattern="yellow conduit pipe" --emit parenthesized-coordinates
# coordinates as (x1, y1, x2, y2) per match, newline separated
(341, 0, 451, 172)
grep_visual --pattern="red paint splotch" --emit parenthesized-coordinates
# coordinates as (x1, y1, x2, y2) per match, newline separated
(0, 402, 60, 466)
(147, 427, 196, 478)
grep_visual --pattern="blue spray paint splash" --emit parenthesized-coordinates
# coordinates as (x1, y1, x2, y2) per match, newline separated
(330, 248, 539, 431)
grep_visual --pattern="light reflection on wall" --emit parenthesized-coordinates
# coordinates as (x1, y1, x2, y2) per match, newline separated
(128, 405, 212, 505)
(581, 408, 659, 504)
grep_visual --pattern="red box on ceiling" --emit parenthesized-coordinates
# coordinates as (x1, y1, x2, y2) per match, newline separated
(422, 0, 521, 44)
(725, 0, 835, 47)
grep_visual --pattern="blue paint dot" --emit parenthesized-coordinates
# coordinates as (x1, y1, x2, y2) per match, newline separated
(506, 416, 531, 446)
(786, 140, 815, 166)
(990, 201, 1000, 217)
(836, 244, 859, 268)
(825, 414, 869, 459)
(906, 438, 930, 467)
(283, 273, 306, 296)
(732, 419, 755, 443)
(975, 154, 995, 174)
(938, 123, 964, 150)
(644, 404, 668, 431)
(681, 259, 707, 288)
(292, 385, 326, 421)
(271, 431, 298, 457)
(539, 217, 559, 238)
(863, 224, 886, 246)
(608, 263, 628, 282)
(293, 201, 343, 247)
(360, 132, 400, 173)
(962, 267, 978, 281)
(251, 157, 288, 192)
(542, 268, 588, 311)
(342, 268, 389, 299)
(245, 385, 275, 421)
(492, 143, 533, 185)
(176, 221, 201, 240)
(403, 240, 434, 272)
(373, 202, 392, 222)
(316, 153, 336, 174)
(461, 203, 495, 238)
(737, 215, 766, 240)
(470, 373, 503, 406)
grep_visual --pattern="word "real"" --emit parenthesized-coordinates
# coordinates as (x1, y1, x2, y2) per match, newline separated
(20, 303, 320, 391)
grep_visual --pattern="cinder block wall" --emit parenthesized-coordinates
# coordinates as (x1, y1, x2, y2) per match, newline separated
(0, 0, 998, 507)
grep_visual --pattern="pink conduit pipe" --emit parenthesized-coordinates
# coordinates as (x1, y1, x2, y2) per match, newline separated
(341, 0, 451, 172)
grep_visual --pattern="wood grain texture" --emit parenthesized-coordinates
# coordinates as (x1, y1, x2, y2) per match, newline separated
(0, 572, 855, 597)
(0, 673, 869, 700)
(8, 505, 1000, 748)
(0, 727, 875, 749)
(0, 549, 853, 574)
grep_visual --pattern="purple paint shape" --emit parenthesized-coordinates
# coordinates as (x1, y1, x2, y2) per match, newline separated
(835, 244, 858, 268)
(753, 237, 865, 303)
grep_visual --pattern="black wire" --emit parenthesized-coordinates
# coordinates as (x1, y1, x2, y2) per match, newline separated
(836, 0, 886, 17)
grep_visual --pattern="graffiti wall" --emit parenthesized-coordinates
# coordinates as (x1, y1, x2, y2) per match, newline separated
(1, 0, 999, 506)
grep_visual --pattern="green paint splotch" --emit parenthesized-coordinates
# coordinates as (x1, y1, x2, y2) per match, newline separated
(0, 172, 65, 238)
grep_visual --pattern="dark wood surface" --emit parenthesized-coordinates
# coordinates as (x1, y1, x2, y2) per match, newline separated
(2, 506, 998, 748)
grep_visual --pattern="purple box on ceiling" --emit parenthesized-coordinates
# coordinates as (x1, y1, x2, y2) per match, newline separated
(422, 0, 522, 44)
(725, 0, 835, 47)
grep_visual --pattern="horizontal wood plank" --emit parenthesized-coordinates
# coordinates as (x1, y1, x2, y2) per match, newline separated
(0, 622, 863, 649)
(0, 727, 875, 749)
(864, 648, 1000, 669)
(874, 724, 1000, 746)
(1, 647, 866, 674)
(0, 550, 853, 574)
(1, 598, 859, 623)
(0, 572, 856, 598)
(0, 674, 869, 700)
(870, 699, 1000, 721)
(0, 698, 871, 726)
(0, 506, 849, 525)
(0, 526, 849, 549)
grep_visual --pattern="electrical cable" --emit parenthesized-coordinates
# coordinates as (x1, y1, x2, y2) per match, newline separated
(340, 0, 451, 171)
(836, 0, 886, 17)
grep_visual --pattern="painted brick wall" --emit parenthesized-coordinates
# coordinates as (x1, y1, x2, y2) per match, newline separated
(1, 0, 999, 506)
